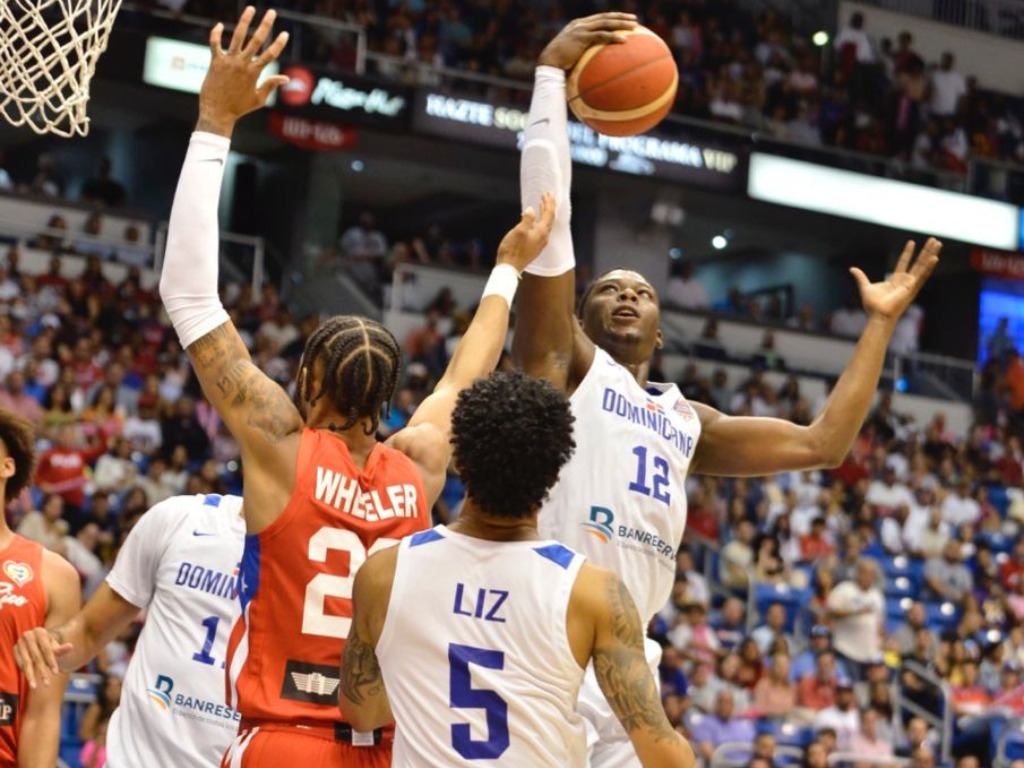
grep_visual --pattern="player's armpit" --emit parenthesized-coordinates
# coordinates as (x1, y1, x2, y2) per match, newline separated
(186, 323, 303, 453)
(588, 568, 696, 768)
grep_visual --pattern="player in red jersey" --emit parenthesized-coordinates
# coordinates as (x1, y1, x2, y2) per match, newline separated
(1, 409, 80, 768)
(156, 9, 555, 768)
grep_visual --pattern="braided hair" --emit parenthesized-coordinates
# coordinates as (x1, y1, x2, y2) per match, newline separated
(298, 316, 402, 435)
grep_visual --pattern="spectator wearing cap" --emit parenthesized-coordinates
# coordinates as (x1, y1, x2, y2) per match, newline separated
(690, 689, 757, 765)
(791, 625, 850, 682)
(924, 540, 974, 603)
(826, 559, 884, 679)
(797, 650, 843, 711)
(812, 681, 859, 750)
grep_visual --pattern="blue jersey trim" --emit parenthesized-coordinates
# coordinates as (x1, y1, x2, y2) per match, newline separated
(409, 529, 444, 548)
(534, 543, 574, 570)
(238, 534, 260, 613)
(203, 494, 223, 507)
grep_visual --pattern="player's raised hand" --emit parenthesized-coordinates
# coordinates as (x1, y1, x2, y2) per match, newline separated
(13, 627, 73, 690)
(539, 12, 638, 70)
(850, 238, 941, 323)
(496, 192, 556, 273)
(198, 6, 290, 136)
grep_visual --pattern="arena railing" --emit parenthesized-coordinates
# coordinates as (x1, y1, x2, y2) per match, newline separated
(118, 3, 368, 72)
(894, 659, 954, 764)
(868, 0, 1024, 42)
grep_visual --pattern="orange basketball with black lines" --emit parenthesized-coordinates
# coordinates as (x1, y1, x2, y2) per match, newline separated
(567, 26, 678, 137)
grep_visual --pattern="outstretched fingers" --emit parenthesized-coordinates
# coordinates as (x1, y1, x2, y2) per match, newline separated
(208, 22, 225, 56)
(893, 240, 916, 275)
(255, 30, 290, 70)
(229, 6, 256, 53)
(910, 238, 942, 289)
(243, 9, 278, 59)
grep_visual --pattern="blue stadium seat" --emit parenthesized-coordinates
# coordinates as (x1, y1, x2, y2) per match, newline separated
(988, 484, 1010, 518)
(925, 601, 960, 631)
(775, 722, 814, 749)
(885, 576, 915, 598)
(754, 583, 812, 633)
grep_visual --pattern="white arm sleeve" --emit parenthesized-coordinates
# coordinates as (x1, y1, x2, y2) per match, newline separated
(521, 65, 575, 277)
(159, 132, 232, 349)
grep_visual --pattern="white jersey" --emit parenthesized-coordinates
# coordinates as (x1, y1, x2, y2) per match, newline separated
(539, 347, 702, 626)
(105, 494, 245, 768)
(376, 526, 588, 768)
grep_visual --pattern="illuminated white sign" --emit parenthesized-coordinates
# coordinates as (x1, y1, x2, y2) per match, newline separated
(417, 93, 740, 186)
(748, 153, 1019, 250)
(143, 37, 278, 101)
(311, 80, 405, 116)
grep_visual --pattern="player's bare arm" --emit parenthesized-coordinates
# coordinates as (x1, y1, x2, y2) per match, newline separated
(388, 195, 555, 503)
(569, 564, 696, 768)
(338, 546, 398, 730)
(159, 7, 301, 526)
(512, 14, 636, 392)
(691, 238, 941, 477)
(17, 551, 80, 768)
(14, 583, 141, 690)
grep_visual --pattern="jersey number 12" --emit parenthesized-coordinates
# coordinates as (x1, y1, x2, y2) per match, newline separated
(629, 445, 671, 505)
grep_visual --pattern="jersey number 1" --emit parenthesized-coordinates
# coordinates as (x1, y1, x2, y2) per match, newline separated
(303, 528, 399, 639)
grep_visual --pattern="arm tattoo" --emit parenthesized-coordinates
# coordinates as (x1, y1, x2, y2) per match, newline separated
(593, 578, 678, 744)
(342, 632, 385, 706)
(187, 325, 299, 445)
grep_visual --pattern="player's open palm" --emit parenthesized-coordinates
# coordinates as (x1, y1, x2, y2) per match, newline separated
(13, 626, 73, 690)
(851, 237, 941, 322)
(497, 192, 556, 273)
(539, 13, 638, 70)
(199, 6, 290, 129)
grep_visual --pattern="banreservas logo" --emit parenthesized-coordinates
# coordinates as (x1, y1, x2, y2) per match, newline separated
(581, 506, 675, 563)
(582, 506, 615, 544)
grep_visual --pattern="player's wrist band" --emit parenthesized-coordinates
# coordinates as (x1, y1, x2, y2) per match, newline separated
(482, 263, 520, 308)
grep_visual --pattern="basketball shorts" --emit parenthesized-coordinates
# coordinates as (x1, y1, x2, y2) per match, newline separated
(222, 724, 392, 768)
(577, 637, 663, 768)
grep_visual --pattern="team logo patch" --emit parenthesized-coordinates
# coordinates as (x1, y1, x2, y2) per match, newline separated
(282, 660, 343, 705)
(582, 506, 615, 544)
(3, 561, 32, 587)
(673, 399, 694, 420)
(147, 675, 174, 711)
(0, 692, 17, 726)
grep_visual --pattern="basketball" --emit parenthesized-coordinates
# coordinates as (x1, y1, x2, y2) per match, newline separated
(567, 26, 679, 137)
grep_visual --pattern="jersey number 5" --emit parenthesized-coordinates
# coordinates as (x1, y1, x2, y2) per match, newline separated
(302, 528, 398, 639)
(449, 643, 510, 760)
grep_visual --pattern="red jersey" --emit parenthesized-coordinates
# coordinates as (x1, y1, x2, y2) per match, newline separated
(0, 535, 46, 764)
(226, 429, 429, 725)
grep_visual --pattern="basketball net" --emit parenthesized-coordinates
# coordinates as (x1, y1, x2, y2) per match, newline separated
(0, 0, 123, 137)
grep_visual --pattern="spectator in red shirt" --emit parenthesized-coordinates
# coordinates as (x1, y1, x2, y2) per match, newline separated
(952, 661, 992, 720)
(1002, 540, 1024, 592)
(801, 517, 836, 562)
(798, 650, 842, 711)
(35, 254, 68, 291)
(34, 424, 106, 526)
(71, 338, 104, 391)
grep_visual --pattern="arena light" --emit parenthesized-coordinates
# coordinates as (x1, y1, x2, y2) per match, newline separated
(711, 235, 728, 250)
(812, 31, 830, 47)
(748, 153, 1020, 249)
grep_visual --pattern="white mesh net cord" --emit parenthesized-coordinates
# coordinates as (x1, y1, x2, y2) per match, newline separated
(0, 0, 124, 137)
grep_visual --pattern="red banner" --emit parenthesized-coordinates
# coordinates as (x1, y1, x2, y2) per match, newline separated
(268, 112, 358, 152)
(970, 248, 1024, 280)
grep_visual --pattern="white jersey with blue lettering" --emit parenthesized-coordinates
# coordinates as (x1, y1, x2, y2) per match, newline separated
(104, 494, 245, 768)
(538, 346, 701, 626)
(537, 348, 701, 768)
(376, 526, 589, 768)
